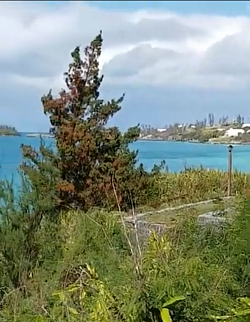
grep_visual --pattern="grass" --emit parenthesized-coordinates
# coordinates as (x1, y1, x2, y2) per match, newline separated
(147, 168, 250, 209)
(0, 167, 249, 321)
(0, 164, 249, 321)
(1, 201, 249, 322)
(144, 197, 236, 224)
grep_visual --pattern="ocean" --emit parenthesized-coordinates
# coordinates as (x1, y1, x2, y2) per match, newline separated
(1, 134, 250, 183)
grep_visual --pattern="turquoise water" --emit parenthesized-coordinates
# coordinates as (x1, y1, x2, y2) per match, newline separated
(0, 134, 250, 183)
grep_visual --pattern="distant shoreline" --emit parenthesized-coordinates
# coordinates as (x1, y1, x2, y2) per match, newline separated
(0, 133, 20, 137)
(1, 135, 250, 146)
(138, 138, 250, 145)
(26, 133, 54, 138)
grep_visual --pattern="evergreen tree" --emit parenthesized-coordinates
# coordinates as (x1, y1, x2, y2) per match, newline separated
(21, 32, 155, 211)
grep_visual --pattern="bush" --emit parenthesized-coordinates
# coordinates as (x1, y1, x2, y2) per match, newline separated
(0, 197, 249, 322)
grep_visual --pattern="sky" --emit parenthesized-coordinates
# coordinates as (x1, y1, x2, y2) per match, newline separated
(2, 1, 250, 132)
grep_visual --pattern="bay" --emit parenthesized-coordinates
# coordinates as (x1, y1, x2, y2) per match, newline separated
(0, 134, 250, 184)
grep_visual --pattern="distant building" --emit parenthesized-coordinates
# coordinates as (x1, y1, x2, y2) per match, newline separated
(157, 128, 167, 133)
(140, 134, 155, 140)
(242, 123, 250, 128)
(225, 128, 244, 137)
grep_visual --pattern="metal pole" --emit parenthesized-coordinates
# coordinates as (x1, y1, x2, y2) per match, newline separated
(228, 145, 233, 197)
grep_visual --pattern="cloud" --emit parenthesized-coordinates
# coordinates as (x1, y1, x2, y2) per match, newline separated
(102, 13, 250, 89)
(199, 31, 250, 76)
(102, 45, 182, 78)
(103, 16, 206, 47)
(1, 1, 250, 131)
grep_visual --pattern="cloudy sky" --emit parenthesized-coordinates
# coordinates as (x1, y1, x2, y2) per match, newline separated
(2, 1, 250, 132)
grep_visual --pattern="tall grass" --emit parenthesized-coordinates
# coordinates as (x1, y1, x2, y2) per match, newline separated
(0, 200, 249, 322)
(151, 167, 250, 207)
(0, 167, 249, 321)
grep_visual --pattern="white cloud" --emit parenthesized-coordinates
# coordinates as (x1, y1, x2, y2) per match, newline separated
(1, 2, 250, 91)
(1, 1, 250, 130)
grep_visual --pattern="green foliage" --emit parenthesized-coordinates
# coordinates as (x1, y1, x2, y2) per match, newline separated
(182, 129, 223, 143)
(0, 196, 249, 322)
(0, 166, 63, 290)
(210, 297, 250, 321)
(160, 296, 186, 322)
(151, 168, 250, 207)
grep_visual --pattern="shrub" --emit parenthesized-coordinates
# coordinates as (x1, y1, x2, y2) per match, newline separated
(0, 199, 249, 322)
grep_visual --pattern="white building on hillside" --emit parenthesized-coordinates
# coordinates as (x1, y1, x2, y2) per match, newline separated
(225, 128, 244, 137)
(157, 128, 167, 133)
(242, 123, 250, 128)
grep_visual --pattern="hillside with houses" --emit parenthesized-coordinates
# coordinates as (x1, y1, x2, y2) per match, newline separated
(0, 125, 20, 136)
(140, 114, 250, 144)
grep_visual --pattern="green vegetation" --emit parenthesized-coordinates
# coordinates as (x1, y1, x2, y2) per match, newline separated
(140, 124, 228, 143)
(0, 125, 19, 136)
(148, 168, 250, 209)
(0, 33, 249, 322)
(140, 113, 250, 144)
(0, 185, 249, 322)
(181, 128, 224, 143)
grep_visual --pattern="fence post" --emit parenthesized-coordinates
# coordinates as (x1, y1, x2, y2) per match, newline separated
(228, 145, 233, 197)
